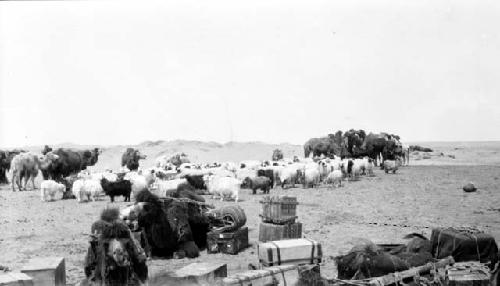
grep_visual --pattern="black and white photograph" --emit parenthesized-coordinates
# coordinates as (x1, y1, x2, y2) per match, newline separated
(1, 0, 499, 285)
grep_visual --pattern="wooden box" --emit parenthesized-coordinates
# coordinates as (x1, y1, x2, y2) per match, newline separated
(207, 227, 249, 255)
(445, 262, 490, 286)
(258, 221, 302, 242)
(0, 272, 34, 286)
(149, 262, 227, 286)
(260, 196, 298, 224)
(258, 238, 322, 267)
(222, 265, 298, 286)
(21, 257, 65, 286)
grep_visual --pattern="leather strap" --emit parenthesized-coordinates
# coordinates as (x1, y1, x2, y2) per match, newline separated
(269, 241, 282, 266)
(305, 238, 316, 264)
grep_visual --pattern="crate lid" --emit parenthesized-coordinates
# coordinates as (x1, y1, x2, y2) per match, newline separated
(0, 272, 33, 283)
(259, 196, 298, 205)
(446, 262, 490, 281)
(21, 257, 64, 271)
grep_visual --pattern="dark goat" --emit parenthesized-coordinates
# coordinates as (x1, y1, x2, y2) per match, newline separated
(100, 178, 132, 202)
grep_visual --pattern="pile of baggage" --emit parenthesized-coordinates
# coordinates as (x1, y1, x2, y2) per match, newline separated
(205, 205, 249, 255)
(258, 195, 303, 242)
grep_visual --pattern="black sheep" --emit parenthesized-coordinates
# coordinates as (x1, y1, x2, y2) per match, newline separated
(100, 178, 132, 202)
(257, 169, 274, 187)
(243, 176, 272, 194)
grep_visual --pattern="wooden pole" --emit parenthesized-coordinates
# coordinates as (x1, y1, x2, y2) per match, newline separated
(367, 256, 455, 286)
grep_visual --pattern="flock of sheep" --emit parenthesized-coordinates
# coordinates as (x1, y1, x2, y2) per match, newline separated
(38, 152, 404, 204)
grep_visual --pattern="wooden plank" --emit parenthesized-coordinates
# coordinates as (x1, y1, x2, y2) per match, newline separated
(148, 263, 227, 286)
(0, 272, 34, 286)
(367, 256, 455, 286)
(223, 265, 298, 286)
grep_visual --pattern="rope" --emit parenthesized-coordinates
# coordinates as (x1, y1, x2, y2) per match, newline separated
(473, 234, 482, 262)
(280, 267, 287, 286)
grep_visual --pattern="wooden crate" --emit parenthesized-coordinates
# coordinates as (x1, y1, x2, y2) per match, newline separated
(258, 238, 322, 267)
(207, 227, 249, 255)
(445, 262, 490, 286)
(258, 221, 302, 242)
(222, 265, 298, 286)
(21, 257, 65, 286)
(0, 272, 34, 286)
(149, 262, 227, 286)
(260, 196, 298, 224)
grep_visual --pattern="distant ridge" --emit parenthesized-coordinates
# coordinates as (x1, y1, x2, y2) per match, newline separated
(6, 140, 500, 170)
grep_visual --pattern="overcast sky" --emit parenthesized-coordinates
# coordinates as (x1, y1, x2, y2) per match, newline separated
(1, 0, 499, 148)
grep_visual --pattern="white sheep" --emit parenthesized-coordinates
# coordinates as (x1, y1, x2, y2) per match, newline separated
(123, 171, 154, 198)
(303, 166, 320, 188)
(325, 170, 343, 188)
(279, 166, 299, 188)
(206, 176, 241, 202)
(72, 179, 103, 202)
(152, 178, 188, 197)
(40, 180, 65, 202)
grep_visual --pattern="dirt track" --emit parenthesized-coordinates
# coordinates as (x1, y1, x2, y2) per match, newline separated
(1, 164, 500, 285)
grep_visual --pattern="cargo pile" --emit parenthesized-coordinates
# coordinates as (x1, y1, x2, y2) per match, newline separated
(206, 205, 249, 255)
(258, 195, 302, 242)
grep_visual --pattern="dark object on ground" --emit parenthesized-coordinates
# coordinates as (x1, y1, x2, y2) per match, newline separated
(410, 145, 433, 152)
(207, 205, 247, 232)
(463, 182, 477, 192)
(431, 227, 499, 268)
(207, 226, 249, 255)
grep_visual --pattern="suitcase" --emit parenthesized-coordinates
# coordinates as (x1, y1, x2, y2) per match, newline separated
(260, 196, 298, 224)
(445, 262, 490, 286)
(222, 265, 299, 286)
(258, 221, 302, 242)
(207, 227, 249, 255)
(258, 238, 322, 267)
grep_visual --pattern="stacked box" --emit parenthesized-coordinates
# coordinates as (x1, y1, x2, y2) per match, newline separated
(259, 222, 303, 242)
(258, 195, 302, 242)
(207, 227, 249, 255)
(445, 262, 490, 286)
(258, 238, 322, 267)
(21, 257, 65, 286)
(260, 196, 298, 224)
(206, 206, 249, 255)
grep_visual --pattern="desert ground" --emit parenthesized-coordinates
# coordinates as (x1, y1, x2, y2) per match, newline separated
(1, 141, 500, 285)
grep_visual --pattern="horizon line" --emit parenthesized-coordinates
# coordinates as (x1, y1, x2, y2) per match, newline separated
(3, 138, 500, 150)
